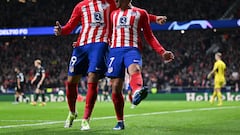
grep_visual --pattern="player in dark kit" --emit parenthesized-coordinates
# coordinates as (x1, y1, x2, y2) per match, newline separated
(13, 67, 28, 104)
(30, 59, 46, 106)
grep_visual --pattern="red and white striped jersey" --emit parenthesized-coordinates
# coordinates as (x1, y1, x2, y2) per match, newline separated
(61, 0, 117, 47)
(110, 7, 165, 56)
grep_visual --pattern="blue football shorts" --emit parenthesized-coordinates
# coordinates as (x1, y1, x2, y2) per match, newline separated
(68, 42, 109, 77)
(106, 47, 142, 78)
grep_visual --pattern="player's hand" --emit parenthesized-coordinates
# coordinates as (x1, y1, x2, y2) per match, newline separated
(162, 51, 174, 63)
(156, 16, 167, 25)
(207, 74, 211, 79)
(54, 21, 62, 36)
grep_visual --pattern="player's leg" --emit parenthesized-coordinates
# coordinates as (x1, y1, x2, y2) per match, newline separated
(13, 91, 20, 104)
(64, 75, 81, 128)
(209, 89, 217, 104)
(39, 88, 46, 106)
(210, 80, 222, 105)
(216, 88, 223, 106)
(209, 79, 219, 104)
(21, 92, 28, 103)
(16, 91, 20, 102)
(126, 84, 132, 103)
(111, 78, 125, 130)
(106, 48, 126, 130)
(65, 46, 87, 128)
(125, 48, 147, 105)
(81, 42, 108, 130)
(20, 83, 28, 102)
(81, 72, 99, 131)
(31, 88, 40, 106)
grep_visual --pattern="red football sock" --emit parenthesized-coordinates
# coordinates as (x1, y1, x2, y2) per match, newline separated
(112, 92, 124, 121)
(66, 82, 78, 113)
(130, 72, 143, 94)
(83, 82, 98, 119)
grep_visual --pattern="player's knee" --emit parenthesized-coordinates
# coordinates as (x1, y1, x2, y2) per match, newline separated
(67, 75, 81, 83)
(87, 73, 99, 82)
(128, 64, 141, 75)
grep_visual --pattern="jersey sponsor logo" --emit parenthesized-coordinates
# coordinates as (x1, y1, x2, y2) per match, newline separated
(91, 12, 105, 27)
(94, 12, 103, 22)
(119, 16, 127, 25)
(116, 16, 130, 29)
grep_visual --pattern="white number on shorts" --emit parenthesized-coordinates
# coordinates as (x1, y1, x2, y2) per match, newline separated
(70, 56, 77, 66)
(109, 57, 115, 67)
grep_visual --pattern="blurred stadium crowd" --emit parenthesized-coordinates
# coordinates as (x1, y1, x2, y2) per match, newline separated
(0, 0, 240, 93)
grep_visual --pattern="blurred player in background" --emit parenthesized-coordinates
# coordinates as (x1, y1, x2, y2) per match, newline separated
(13, 67, 28, 104)
(207, 52, 226, 106)
(99, 77, 111, 101)
(106, 0, 174, 130)
(30, 59, 46, 106)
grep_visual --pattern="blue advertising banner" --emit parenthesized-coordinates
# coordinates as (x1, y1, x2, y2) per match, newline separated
(0, 19, 239, 36)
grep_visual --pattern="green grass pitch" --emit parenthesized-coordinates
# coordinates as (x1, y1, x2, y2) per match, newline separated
(0, 101, 240, 135)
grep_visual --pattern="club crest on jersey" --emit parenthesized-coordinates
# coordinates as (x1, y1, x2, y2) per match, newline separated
(108, 67, 113, 73)
(82, 6, 86, 12)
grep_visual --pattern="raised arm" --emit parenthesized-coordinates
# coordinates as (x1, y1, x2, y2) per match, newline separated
(148, 14, 167, 25)
(141, 10, 174, 63)
(54, 3, 82, 36)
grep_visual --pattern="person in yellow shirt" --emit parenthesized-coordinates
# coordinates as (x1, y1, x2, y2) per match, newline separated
(207, 52, 226, 106)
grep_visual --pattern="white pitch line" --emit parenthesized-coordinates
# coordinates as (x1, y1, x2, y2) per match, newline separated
(0, 120, 53, 122)
(0, 106, 239, 129)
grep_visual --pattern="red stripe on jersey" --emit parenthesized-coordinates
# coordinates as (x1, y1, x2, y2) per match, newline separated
(102, 1, 109, 43)
(137, 9, 143, 51)
(129, 11, 135, 47)
(113, 10, 120, 48)
(91, 2, 100, 43)
(83, 2, 92, 45)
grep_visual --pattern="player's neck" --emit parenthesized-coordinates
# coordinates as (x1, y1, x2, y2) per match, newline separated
(119, 4, 131, 10)
(120, 6, 131, 11)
